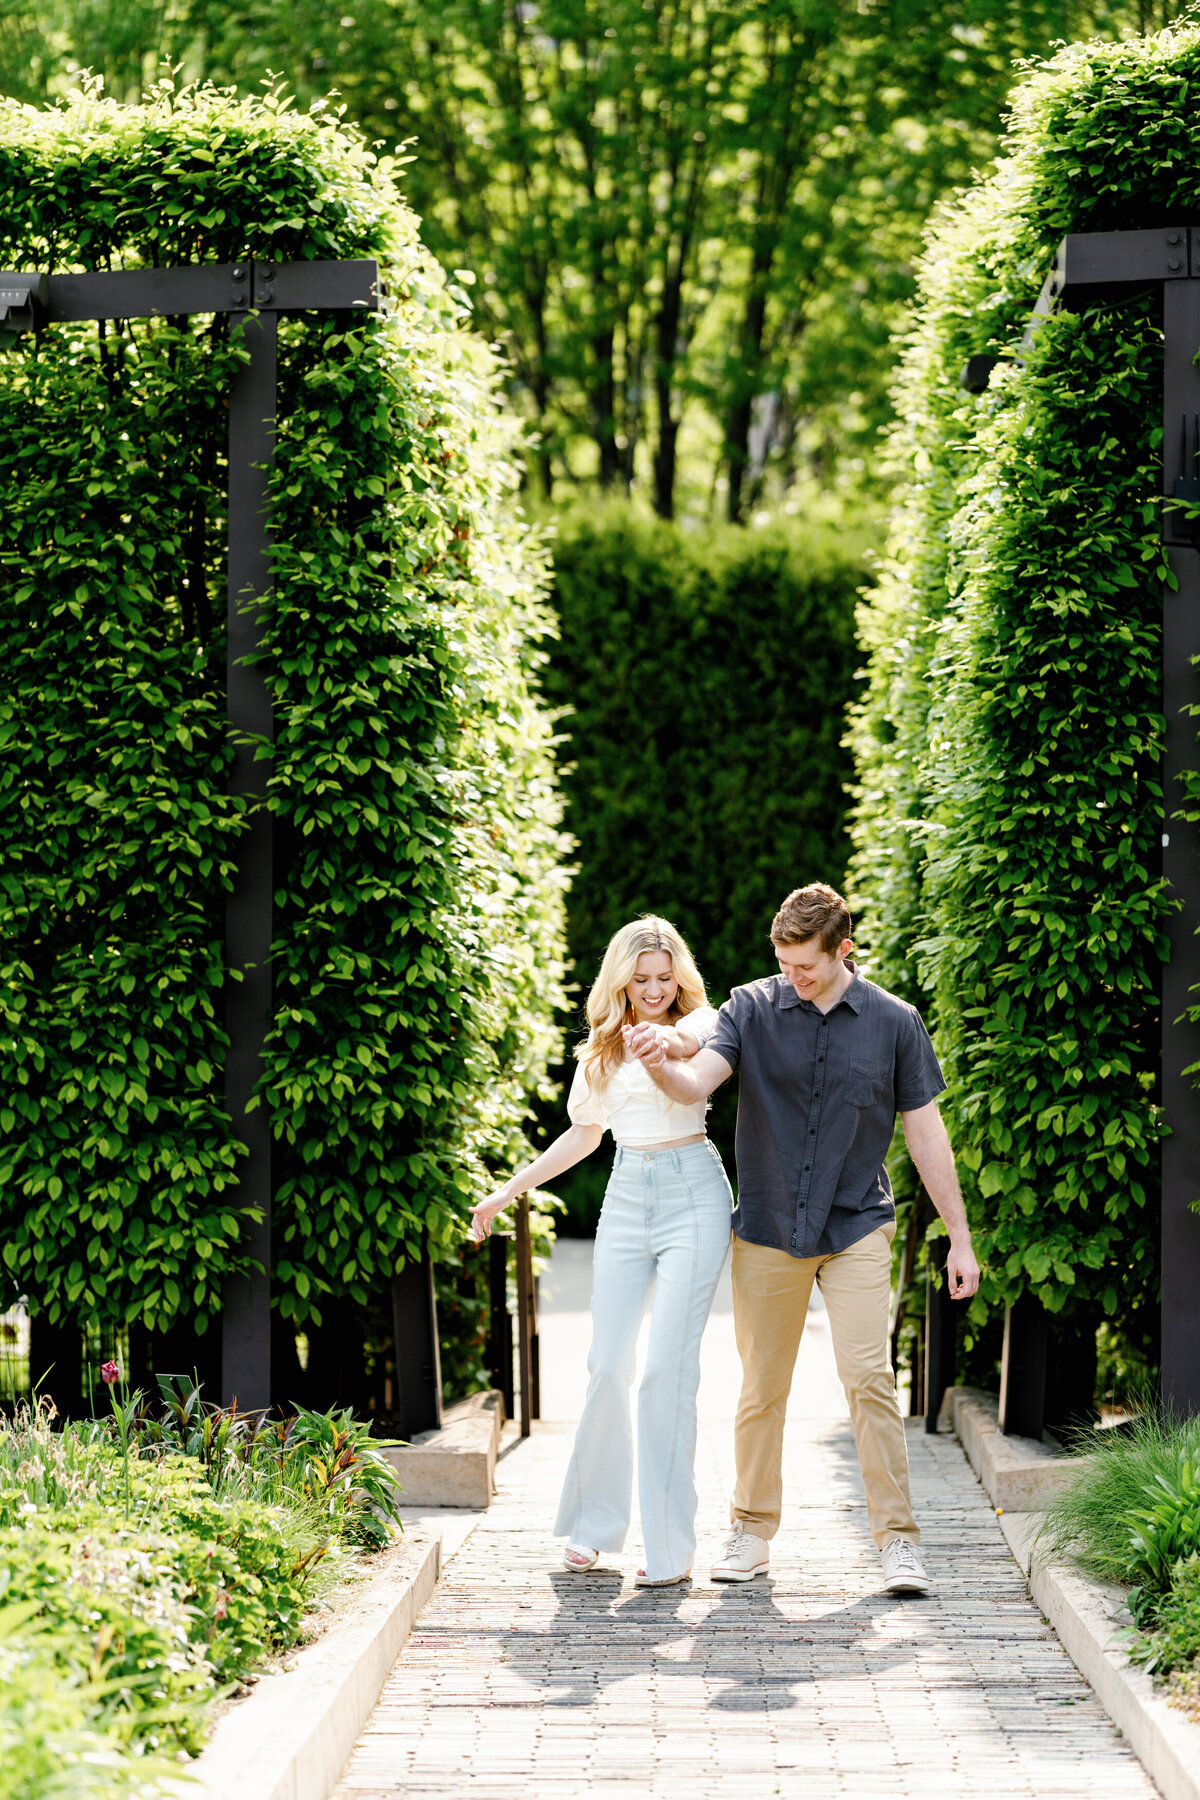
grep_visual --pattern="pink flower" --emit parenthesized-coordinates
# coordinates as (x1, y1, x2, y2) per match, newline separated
(100, 1360, 120, 1387)
(214, 1590, 229, 1620)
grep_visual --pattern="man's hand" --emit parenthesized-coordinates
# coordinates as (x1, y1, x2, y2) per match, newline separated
(945, 1236, 980, 1301)
(900, 1100, 980, 1302)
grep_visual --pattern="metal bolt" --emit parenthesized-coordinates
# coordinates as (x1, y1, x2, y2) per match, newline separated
(233, 264, 246, 278)
(1169, 257, 1184, 272)
(1167, 232, 1182, 245)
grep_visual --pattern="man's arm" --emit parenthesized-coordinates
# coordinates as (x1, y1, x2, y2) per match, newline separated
(899, 1100, 980, 1299)
(625, 1022, 734, 1104)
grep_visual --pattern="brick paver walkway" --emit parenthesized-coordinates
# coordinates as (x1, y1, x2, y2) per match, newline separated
(335, 1407, 1157, 1797)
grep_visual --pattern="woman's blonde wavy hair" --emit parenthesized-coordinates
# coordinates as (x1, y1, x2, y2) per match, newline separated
(575, 916, 708, 1091)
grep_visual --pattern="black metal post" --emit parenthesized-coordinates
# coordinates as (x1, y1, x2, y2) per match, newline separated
(487, 1232, 514, 1419)
(390, 1247, 443, 1439)
(1161, 278, 1200, 1418)
(27, 1314, 84, 1419)
(923, 1264, 957, 1433)
(998, 1292, 1049, 1438)
(1021, 230, 1200, 1419)
(220, 307, 278, 1412)
(530, 1271, 541, 1422)
(515, 1197, 534, 1438)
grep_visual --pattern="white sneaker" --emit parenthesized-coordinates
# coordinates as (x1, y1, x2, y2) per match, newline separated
(881, 1537, 931, 1594)
(710, 1527, 770, 1582)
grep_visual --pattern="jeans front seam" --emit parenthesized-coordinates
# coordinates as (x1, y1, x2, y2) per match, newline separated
(648, 1166, 700, 1568)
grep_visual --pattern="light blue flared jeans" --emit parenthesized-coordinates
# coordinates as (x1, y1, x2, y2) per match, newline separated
(555, 1139, 733, 1579)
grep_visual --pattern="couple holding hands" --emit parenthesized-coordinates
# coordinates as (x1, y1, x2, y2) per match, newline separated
(469, 883, 979, 1594)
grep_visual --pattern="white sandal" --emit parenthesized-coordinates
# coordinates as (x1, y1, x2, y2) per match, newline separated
(562, 1544, 599, 1571)
(634, 1568, 691, 1587)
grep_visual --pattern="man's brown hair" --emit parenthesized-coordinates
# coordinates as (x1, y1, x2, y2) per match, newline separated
(770, 883, 851, 953)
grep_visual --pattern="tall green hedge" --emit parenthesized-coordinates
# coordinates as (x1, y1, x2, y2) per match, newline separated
(542, 505, 865, 1225)
(846, 29, 1200, 1356)
(0, 83, 568, 1349)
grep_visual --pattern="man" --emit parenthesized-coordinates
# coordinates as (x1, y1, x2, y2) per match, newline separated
(627, 882, 979, 1595)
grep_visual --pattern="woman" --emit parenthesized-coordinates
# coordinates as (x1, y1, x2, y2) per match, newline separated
(469, 917, 733, 1586)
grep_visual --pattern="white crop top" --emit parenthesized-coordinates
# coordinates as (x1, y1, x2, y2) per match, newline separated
(566, 1006, 721, 1147)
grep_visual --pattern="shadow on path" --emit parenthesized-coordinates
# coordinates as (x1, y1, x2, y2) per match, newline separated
(480, 1568, 927, 1715)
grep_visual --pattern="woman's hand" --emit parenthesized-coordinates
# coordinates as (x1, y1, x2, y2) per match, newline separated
(624, 1020, 667, 1065)
(468, 1184, 517, 1245)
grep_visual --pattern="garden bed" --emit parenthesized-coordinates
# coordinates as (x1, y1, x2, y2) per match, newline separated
(0, 1376, 407, 1798)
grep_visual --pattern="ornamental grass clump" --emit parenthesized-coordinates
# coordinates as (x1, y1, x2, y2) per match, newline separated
(1038, 1411, 1200, 1588)
(1038, 1412, 1200, 1711)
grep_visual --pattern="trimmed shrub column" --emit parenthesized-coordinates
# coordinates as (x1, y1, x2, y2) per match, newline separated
(0, 84, 568, 1407)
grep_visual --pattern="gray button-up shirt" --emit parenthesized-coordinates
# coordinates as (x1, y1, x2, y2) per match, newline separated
(706, 966, 946, 1258)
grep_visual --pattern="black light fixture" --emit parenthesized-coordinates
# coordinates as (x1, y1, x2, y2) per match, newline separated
(959, 352, 998, 394)
(0, 272, 47, 346)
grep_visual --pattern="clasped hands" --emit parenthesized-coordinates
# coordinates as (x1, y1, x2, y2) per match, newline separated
(623, 1020, 669, 1065)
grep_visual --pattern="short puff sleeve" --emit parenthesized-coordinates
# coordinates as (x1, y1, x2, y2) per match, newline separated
(679, 1004, 719, 1049)
(566, 1057, 609, 1130)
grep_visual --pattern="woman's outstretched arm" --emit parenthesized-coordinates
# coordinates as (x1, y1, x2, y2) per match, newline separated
(468, 1122, 604, 1243)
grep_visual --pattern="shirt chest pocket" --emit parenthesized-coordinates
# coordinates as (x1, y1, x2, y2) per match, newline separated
(846, 1062, 892, 1109)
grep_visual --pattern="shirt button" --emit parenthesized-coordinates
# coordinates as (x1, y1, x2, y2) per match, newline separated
(804, 1164, 811, 1171)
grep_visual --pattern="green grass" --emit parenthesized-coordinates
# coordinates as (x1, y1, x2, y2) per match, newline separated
(1036, 1408, 1200, 1586)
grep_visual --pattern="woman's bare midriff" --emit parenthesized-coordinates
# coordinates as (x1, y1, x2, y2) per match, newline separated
(621, 1132, 707, 1152)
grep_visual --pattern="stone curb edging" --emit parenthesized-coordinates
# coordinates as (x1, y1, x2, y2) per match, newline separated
(945, 1384, 1078, 1511)
(169, 1531, 441, 1800)
(1002, 1513, 1200, 1800)
(381, 1388, 503, 1507)
(943, 1385, 1200, 1799)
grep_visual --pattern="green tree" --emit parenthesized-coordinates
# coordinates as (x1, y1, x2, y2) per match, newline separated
(0, 0, 1171, 517)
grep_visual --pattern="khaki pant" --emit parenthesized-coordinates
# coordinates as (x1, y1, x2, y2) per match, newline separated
(730, 1224, 918, 1549)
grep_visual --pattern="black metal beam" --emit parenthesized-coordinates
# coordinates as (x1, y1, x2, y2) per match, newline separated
(38, 259, 379, 323)
(1050, 226, 1194, 311)
(261, 260, 380, 313)
(17, 256, 381, 1411)
(220, 310, 278, 1413)
(45, 263, 245, 321)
